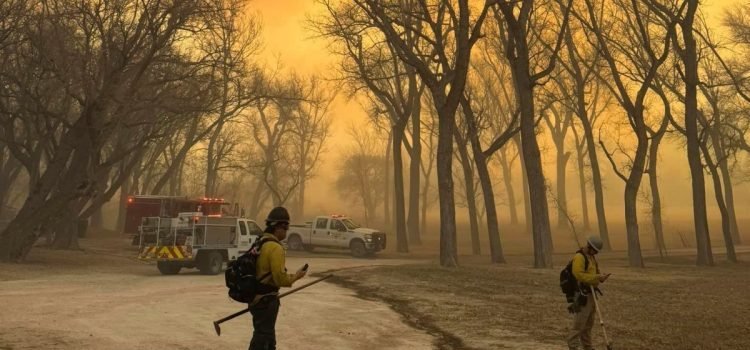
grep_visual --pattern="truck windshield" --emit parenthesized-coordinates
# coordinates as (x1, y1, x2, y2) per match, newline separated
(342, 219, 360, 230)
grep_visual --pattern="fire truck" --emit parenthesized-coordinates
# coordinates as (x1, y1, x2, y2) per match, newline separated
(137, 212, 263, 275)
(124, 195, 232, 245)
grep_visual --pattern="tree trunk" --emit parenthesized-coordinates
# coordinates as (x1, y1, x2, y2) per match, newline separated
(574, 141, 591, 231)
(0, 154, 22, 215)
(498, 149, 519, 225)
(719, 161, 741, 245)
(116, 179, 130, 233)
(248, 179, 269, 220)
(513, 136, 532, 235)
(407, 105, 422, 245)
(436, 106, 458, 267)
(457, 141, 480, 255)
(648, 134, 667, 259)
(702, 149, 737, 263)
(52, 203, 84, 250)
(420, 177, 429, 238)
(623, 128, 647, 268)
(392, 124, 409, 253)
(710, 127, 742, 245)
(205, 121, 227, 197)
(90, 206, 104, 232)
(555, 149, 571, 229)
(384, 131, 392, 231)
(473, 145, 505, 263)
(0, 119, 91, 261)
(512, 60, 553, 267)
(683, 3, 714, 266)
(52, 218, 78, 250)
(298, 175, 306, 221)
(577, 115, 610, 249)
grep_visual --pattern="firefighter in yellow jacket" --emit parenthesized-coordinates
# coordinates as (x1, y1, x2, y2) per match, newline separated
(567, 236, 610, 350)
(249, 207, 306, 350)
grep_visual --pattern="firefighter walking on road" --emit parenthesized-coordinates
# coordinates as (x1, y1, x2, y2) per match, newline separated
(566, 236, 610, 350)
(249, 207, 307, 350)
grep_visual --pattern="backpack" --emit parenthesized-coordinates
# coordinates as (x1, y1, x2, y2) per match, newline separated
(225, 238, 277, 303)
(559, 250, 589, 302)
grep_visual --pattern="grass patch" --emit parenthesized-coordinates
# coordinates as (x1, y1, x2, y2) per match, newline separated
(329, 254, 750, 350)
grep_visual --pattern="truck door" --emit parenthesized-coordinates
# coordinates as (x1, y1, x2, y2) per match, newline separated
(237, 220, 251, 247)
(312, 218, 329, 246)
(330, 220, 349, 247)
(246, 221, 262, 244)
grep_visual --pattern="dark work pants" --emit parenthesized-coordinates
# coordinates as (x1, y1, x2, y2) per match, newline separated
(249, 295, 280, 350)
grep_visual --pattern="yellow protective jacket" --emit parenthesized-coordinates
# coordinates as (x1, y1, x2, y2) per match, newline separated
(571, 252, 600, 287)
(255, 233, 297, 289)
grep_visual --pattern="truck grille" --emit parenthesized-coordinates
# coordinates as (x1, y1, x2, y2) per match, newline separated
(372, 232, 386, 250)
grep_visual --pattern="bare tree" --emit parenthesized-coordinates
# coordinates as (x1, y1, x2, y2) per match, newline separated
(314, 1, 429, 253)
(578, 0, 678, 267)
(550, 3, 612, 249)
(491, 0, 574, 267)
(246, 78, 303, 208)
(323, 0, 496, 266)
(0, 0, 218, 260)
(542, 104, 573, 230)
(645, 111, 670, 259)
(454, 113, 481, 255)
(420, 101, 439, 235)
(337, 128, 386, 225)
(289, 76, 333, 220)
(202, 0, 263, 197)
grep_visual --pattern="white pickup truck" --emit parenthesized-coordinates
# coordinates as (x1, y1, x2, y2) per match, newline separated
(285, 215, 387, 257)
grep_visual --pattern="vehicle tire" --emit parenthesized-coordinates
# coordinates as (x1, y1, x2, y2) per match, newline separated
(287, 234, 304, 251)
(157, 261, 181, 275)
(350, 239, 367, 258)
(199, 251, 223, 275)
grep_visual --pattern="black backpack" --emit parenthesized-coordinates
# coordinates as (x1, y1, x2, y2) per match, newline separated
(225, 238, 277, 303)
(559, 250, 589, 302)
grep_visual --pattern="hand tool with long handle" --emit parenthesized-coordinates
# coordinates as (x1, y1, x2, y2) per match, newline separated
(590, 285, 613, 350)
(213, 274, 333, 336)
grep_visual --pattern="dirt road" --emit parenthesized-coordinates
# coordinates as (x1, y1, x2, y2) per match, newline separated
(0, 242, 435, 350)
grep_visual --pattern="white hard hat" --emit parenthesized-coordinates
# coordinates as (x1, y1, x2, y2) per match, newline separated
(587, 236, 604, 252)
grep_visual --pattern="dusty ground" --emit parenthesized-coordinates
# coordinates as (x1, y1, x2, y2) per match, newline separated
(329, 249, 750, 350)
(2, 235, 749, 350)
(0, 238, 434, 350)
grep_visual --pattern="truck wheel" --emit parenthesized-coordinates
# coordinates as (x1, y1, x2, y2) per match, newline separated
(157, 261, 181, 275)
(350, 240, 367, 258)
(199, 251, 223, 275)
(288, 234, 304, 251)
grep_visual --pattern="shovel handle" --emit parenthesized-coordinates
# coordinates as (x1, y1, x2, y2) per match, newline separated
(590, 285, 612, 348)
(213, 274, 333, 336)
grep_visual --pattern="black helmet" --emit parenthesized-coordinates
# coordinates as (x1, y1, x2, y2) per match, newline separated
(265, 207, 290, 226)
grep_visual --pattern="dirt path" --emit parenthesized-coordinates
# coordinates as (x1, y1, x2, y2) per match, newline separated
(0, 242, 435, 350)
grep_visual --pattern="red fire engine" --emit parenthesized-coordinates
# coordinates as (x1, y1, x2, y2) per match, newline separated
(124, 195, 230, 242)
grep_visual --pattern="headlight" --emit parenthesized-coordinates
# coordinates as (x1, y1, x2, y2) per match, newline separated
(364, 234, 372, 241)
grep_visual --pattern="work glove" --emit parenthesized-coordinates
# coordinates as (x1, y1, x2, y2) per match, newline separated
(567, 302, 581, 314)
